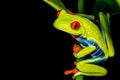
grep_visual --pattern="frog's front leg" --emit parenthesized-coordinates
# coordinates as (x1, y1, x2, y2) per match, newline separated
(73, 45, 96, 58)
(72, 58, 107, 79)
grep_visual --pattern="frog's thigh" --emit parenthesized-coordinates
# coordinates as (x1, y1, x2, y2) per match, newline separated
(76, 62, 107, 76)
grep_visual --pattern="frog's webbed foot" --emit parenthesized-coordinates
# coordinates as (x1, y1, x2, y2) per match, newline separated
(64, 68, 78, 75)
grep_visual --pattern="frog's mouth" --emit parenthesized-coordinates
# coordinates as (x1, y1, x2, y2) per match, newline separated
(72, 35, 80, 39)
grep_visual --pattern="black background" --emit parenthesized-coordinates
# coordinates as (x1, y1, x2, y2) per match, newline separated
(25, 0, 120, 80)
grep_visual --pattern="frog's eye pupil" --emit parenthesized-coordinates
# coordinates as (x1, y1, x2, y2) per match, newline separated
(71, 21, 80, 30)
(57, 10, 62, 16)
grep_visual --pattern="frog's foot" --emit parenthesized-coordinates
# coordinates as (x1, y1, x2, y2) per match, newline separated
(64, 68, 78, 75)
(73, 43, 83, 53)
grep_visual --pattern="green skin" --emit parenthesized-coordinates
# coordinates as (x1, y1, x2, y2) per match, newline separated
(53, 10, 115, 78)
(43, 0, 119, 79)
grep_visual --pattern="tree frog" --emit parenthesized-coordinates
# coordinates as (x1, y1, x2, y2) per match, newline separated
(53, 9, 115, 79)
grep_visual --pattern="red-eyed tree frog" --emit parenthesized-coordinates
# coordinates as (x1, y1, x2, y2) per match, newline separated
(53, 9, 115, 79)
(43, 0, 120, 79)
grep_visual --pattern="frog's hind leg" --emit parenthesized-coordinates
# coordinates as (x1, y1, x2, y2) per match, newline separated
(73, 58, 107, 78)
(76, 63, 107, 76)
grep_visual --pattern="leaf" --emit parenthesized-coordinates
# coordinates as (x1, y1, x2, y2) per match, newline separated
(43, 0, 67, 11)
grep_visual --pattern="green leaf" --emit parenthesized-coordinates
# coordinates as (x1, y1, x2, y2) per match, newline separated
(43, 0, 67, 11)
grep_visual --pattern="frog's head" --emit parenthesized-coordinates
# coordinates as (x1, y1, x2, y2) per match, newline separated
(53, 10, 87, 37)
(53, 10, 103, 41)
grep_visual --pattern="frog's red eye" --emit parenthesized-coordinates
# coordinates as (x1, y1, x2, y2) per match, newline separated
(71, 21, 80, 30)
(57, 10, 62, 16)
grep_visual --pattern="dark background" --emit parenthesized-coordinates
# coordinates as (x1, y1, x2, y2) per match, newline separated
(28, 0, 120, 80)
